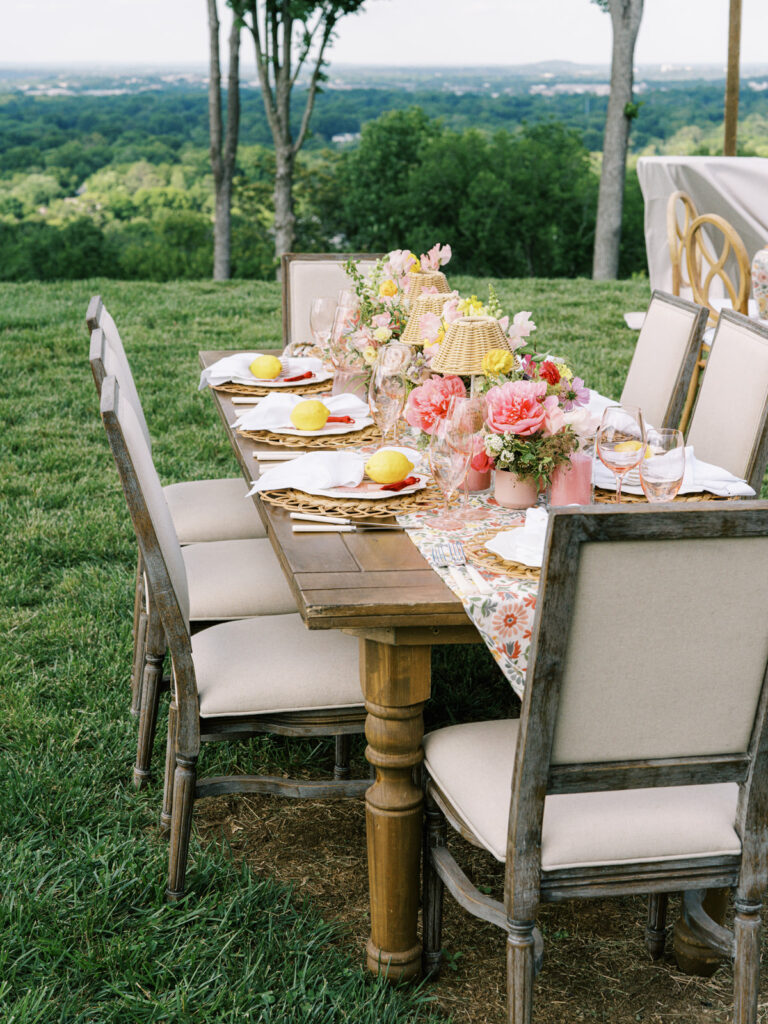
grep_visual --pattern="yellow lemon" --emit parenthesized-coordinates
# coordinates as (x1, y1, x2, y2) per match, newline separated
(365, 449, 414, 485)
(249, 354, 282, 379)
(614, 440, 651, 459)
(289, 400, 330, 431)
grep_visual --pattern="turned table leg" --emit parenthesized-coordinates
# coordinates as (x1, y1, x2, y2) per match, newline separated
(361, 639, 431, 980)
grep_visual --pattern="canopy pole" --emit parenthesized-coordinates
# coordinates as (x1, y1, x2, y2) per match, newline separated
(724, 0, 742, 156)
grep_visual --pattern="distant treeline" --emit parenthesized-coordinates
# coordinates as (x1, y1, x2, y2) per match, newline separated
(0, 79, 765, 282)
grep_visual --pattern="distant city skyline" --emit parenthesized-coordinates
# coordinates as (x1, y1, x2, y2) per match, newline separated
(1, 0, 766, 70)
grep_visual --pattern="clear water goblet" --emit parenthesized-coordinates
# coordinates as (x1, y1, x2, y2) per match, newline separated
(368, 363, 407, 446)
(596, 405, 647, 503)
(639, 427, 686, 502)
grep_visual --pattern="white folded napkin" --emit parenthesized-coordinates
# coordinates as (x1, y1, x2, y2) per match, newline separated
(248, 451, 366, 494)
(623, 311, 646, 330)
(199, 353, 324, 389)
(234, 392, 370, 431)
(592, 445, 755, 497)
(485, 507, 549, 568)
(586, 390, 618, 420)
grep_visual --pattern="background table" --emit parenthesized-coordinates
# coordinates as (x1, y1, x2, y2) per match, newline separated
(637, 155, 768, 293)
(201, 351, 481, 979)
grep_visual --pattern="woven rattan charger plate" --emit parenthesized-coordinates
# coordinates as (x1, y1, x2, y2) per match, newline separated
(259, 482, 443, 521)
(213, 378, 330, 397)
(464, 527, 540, 582)
(238, 423, 381, 449)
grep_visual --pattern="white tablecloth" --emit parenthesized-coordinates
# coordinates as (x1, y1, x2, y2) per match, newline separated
(637, 156, 768, 294)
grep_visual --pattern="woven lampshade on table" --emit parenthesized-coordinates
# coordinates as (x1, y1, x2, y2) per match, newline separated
(430, 315, 511, 374)
(400, 292, 452, 345)
(407, 269, 450, 300)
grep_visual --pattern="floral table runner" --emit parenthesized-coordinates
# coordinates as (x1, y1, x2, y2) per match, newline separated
(397, 496, 538, 697)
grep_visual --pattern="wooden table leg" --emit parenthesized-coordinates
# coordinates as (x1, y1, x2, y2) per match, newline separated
(361, 639, 431, 980)
(673, 888, 730, 975)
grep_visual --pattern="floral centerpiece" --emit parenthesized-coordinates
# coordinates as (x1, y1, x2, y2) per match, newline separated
(480, 349, 595, 503)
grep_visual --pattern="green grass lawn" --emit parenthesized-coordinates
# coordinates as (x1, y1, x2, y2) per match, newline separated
(0, 276, 651, 1023)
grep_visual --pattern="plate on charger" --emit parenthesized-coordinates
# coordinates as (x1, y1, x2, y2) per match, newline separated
(267, 416, 375, 438)
(300, 473, 429, 500)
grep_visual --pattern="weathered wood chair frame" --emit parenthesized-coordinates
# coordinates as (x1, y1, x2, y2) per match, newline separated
(100, 375, 369, 899)
(619, 290, 708, 430)
(666, 190, 699, 298)
(678, 214, 751, 432)
(281, 252, 384, 351)
(686, 310, 768, 495)
(423, 502, 768, 1024)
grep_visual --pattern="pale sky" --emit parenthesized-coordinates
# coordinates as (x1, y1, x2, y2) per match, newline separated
(0, 0, 766, 70)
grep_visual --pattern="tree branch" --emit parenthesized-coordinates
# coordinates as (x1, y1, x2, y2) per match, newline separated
(207, 0, 223, 184)
(224, 12, 241, 169)
(290, 13, 323, 89)
(293, 16, 335, 154)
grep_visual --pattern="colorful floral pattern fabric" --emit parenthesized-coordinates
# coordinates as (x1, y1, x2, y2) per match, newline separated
(397, 496, 539, 696)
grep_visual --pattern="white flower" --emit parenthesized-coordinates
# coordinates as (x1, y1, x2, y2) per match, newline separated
(373, 326, 393, 343)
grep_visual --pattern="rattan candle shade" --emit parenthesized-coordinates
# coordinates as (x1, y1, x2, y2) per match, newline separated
(430, 316, 511, 374)
(407, 270, 450, 300)
(400, 292, 452, 345)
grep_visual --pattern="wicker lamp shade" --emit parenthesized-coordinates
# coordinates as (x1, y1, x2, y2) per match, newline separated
(407, 269, 450, 300)
(400, 293, 451, 345)
(430, 316, 511, 374)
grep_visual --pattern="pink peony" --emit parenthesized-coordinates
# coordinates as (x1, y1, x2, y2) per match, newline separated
(405, 374, 466, 434)
(542, 395, 565, 436)
(371, 312, 392, 329)
(485, 380, 547, 436)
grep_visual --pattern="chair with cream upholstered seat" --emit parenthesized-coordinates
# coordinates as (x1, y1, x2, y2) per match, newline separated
(619, 290, 708, 429)
(90, 327, 300, 789)
(686, 310, 768, 494)
(422, 502, 768, 1024)
(99, 374, 367, 900)
(281, 253, 383, 353)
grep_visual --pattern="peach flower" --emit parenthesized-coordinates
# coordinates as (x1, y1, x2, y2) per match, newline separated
(405, 374, 466, 434)
(485, 380, 547, 436)
(542, 395, 565, 436)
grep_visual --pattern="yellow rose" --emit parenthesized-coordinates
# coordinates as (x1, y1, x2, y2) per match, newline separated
(482, 348, 516, 376)
(363, 346, 378, 365)
(379, 279, 398, 297)
(373, 326, 393, 343)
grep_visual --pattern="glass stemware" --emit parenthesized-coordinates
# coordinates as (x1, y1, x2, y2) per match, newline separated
(368, 363, 407, 446)
(428, 417, 472, 522)
(596, 405, 647, 503)
(445, 394, 488, 512)
(639, 427, 686, 502)
(328, 290, 359, 373)
(308, 296, 337, 360)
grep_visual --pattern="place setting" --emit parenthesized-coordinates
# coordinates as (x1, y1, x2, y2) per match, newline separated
(198, 352, 334, 396)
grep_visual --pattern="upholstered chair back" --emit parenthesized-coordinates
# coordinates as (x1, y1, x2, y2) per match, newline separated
(686, 310, 768, 490)
(620, 291, 707, 428)
(89, 323, 152, 448)
(99, 376, 190, 631)
(281, 253, 382, 350)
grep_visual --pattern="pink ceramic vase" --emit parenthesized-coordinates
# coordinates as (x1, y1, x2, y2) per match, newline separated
(493, 470, 539, 509)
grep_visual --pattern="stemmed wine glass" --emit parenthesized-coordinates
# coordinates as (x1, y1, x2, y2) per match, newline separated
(428, 417, 472, 523)
(328, 290, 359, 372)
(308, 296, 337, 360)
(596, 405, 647, 503)
(368, 362, 407, 446)
(445, 394, 488, 515)
(639, 428, 686, 502)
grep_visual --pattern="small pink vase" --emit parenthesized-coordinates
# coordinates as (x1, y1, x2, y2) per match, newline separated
(466, 467, 492, 492)
(494, 470, 539, 509)
(550, 452, 593, 506)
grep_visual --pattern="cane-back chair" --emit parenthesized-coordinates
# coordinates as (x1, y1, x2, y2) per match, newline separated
(423, 502, 768, 1024)
(686, 310, 768, 494)
(100, 375, 368, 899)
(619, 290, 708, 429)
(90, 328, 297, 787)
(281, 253, 383, 353)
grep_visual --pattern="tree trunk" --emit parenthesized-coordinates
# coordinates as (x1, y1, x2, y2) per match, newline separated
(208, 0, 240, 281)
(592, 0, 644, 281)
(274, 145, 296, 262)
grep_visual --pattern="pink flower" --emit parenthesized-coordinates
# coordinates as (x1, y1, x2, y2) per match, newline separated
(420, 243, 452, 271)
(508, 311, 536, 350)
(405, 374, 467, 434)
(542, 395, 565, 436)
(442, 296, 462, 324)
(386, 249, 415, 276)
(421, 286, 440, 295)
(371, 312, 392, 329)
(418, 312, 442, 342)
(485, 380, 547, 436)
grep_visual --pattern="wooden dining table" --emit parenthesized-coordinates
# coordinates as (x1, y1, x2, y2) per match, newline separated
(199, 349, 727, 981)
(200, 350, 483, 979)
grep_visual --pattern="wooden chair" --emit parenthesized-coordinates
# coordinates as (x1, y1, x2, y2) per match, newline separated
(281, 253, 383, 352)
(90, 328, 298, 788)
(686, 310, 768, 494)
(422, 502, 768, 1024)
(619, 290, 708, 429)
(100, 374, 369, 900)
(87, 296, 266, 545)
(666, 190, 699, 298)
(677, 216, 752, 433)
